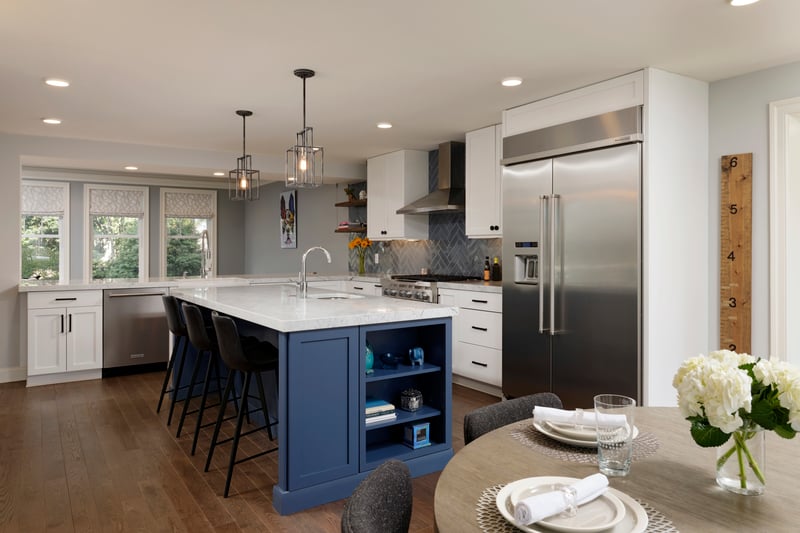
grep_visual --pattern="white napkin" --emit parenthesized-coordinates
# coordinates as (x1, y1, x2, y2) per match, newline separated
(533, 406, 627, 428)
(513, 473, 609, 526)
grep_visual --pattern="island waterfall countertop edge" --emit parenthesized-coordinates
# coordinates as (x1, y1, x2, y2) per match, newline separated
(170, 284, 458, 332)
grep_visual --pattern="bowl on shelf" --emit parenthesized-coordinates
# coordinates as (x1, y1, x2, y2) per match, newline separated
(379, 352, 400, 369)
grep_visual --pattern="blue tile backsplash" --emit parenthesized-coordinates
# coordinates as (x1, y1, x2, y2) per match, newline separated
(348, 150, 501, 278)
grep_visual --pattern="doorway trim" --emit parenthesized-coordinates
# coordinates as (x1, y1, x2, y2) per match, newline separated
(769, 96, 800, 361)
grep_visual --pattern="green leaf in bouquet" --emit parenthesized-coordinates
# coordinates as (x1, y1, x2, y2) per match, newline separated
(689, 417, 731, 447)
(774, 423, 797, 439)
(750, 399, 779, 430)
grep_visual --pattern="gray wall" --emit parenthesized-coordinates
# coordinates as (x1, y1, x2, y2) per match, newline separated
(708, 60, 800, 358)
(243, 182, 350, 275)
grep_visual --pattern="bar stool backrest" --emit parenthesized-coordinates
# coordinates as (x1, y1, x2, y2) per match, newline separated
(162, 295, 187, 337)
(210, 312, 248, 372)
(181, 302, 214, 352)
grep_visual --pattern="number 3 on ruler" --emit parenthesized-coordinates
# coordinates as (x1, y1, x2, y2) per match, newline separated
(720, 153, 752, 354)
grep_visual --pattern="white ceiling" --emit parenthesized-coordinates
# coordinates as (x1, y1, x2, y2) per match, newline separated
(2, 0, 799, 181)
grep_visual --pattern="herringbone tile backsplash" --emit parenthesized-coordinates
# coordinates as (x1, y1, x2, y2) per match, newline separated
(348, 150, 502, 278)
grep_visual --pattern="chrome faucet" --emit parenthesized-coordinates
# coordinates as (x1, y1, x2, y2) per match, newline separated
(299, 246, 332, 298)
(200, 230, 212, 279)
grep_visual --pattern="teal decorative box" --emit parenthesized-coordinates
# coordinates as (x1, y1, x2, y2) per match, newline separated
(403, 422, 430, 449)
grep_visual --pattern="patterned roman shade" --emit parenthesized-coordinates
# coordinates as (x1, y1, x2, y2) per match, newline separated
(164, 190, 215, 218)
(21, 183, 65, 215)
(88, 187, 146, 217)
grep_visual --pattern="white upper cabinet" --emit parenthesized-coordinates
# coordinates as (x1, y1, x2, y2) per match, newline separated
(367, 150, 429, 241)
(465, 124, 502, 238)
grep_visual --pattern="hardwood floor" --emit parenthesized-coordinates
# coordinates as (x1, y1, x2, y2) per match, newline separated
(0, 373, 497, 532)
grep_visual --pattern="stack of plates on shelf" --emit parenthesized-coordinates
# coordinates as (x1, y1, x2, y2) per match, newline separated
(533, 419, 639, 448)
(495, 476, 648, 533)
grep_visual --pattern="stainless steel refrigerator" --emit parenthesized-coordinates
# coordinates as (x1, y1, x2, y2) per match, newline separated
(501, 106, 642, 408)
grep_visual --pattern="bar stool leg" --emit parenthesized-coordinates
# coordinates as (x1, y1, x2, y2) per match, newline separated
(166, 337, 189, 426)
(156, 340, 178, 413)
(190, 350, 217, 456)
(205, 368, 237, 473)
(224, 370, 252, 498)
(176, 348, 204, 438)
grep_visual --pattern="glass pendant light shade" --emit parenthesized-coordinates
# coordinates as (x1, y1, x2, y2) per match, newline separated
(286, 69, 323, 188)
(229, 110, 260, 201)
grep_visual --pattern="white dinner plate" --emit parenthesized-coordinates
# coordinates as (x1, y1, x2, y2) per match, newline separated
(495, 476, 648, 533)
(534, 420, 639, 448)
(545, 421, 597, 441)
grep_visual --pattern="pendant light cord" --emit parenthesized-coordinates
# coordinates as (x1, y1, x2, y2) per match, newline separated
(302, 77, 307, 130)
(242, 114, 246, 157)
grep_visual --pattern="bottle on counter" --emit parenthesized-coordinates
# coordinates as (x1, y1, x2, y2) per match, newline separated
(483, 257, 491, 281)
(491, 257, 502, 281)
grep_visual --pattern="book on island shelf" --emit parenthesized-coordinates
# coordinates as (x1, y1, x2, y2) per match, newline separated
(365, 412, 397, 425)
(365, 397, 396, 417)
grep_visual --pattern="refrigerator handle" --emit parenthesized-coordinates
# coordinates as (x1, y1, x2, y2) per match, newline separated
(550, 194, 559, 336)
(539, 194, 549, 334)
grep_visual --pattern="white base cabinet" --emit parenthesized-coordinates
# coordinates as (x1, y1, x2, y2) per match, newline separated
(25, 290, 103, 385)
(343, 280, 383, 296)
(439, 288, 502, 390)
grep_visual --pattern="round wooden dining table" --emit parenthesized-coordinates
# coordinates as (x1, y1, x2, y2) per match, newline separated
(434, 407, 798, 532)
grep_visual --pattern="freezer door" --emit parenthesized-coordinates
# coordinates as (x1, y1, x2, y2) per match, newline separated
(501, 159, 553, 399)
(551, 143, 641, 408)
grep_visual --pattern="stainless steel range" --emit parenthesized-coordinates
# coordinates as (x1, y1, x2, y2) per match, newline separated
(382, 275, 480, 303)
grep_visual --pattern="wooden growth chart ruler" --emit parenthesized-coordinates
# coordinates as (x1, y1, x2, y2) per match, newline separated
(719, 153, 752, 353)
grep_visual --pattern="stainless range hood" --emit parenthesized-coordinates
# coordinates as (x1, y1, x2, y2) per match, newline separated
(396, 141, 465, 215)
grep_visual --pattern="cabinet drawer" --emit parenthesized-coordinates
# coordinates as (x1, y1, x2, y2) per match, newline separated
(28, 290, 103, 309)
(455, 291, 502, 312)
(453, 342, 501, 387)
(457, 308, 502, 349)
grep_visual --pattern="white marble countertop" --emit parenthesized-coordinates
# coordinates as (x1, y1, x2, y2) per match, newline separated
(18, 274, 502, 294)
(170, 284, 458, 332)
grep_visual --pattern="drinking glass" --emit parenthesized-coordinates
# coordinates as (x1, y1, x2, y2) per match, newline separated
(593, 394, 636, 477)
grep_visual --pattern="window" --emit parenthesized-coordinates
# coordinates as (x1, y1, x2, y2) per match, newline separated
(20, 181, 70, 281)
(85, 185, 148, 280)
(160, 189, 216, 277)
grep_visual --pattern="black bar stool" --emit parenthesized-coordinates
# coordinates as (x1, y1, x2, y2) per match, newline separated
(177, 302, 235, 455)
(206, 312, 279, 498)
(157, 295, 190, 425)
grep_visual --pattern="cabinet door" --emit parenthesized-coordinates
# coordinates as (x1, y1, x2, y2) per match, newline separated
(466, 125, 502, 238)
(27, 308, 67, 375)
(66, 305, 103, 371)
(366, 156, 387, 240)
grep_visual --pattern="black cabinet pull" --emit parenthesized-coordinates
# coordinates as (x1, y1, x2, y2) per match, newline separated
(60, 314, 64, 333)
(471, 299, 488, 304)
(68, 314, 72, 333)
(471, 361, 488, 367)
(55, 297, 77, 301)
(352, 286, 364, 290)
(471, 326, 488, 332)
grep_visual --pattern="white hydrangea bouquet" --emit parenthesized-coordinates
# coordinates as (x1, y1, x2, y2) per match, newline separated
(672, 350, 799, 494)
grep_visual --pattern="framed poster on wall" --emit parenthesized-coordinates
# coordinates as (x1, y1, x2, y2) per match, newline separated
(280, 190, 297, 249)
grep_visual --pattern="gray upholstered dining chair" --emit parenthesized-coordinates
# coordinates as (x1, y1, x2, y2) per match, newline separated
(341, 459, 412, 533)
(463, 392, 563, 445)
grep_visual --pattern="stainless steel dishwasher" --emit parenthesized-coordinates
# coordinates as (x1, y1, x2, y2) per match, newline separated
(103, 287, 169, 376)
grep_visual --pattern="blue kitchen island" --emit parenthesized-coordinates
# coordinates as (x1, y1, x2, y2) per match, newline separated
(171, 284, 456, 514)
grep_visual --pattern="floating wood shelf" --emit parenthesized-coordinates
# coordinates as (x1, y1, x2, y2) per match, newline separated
(335, 199, 367, 207)
(335, 226, 367, 233)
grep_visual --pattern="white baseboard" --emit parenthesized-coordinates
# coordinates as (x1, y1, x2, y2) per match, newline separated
(26, 369, 102, 387)
(453, 374, 503, 398)
(0, 366, 27, 384)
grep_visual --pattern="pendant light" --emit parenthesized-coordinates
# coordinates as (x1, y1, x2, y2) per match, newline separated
(229, 109, 260, 201)
(286, 68, 323, 188)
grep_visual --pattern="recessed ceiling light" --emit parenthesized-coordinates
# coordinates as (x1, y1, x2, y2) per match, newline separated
(213, 172, 225, 176)
(124, 166, 138, 171)
(42, 118, 62, 125)
(45, 78, 70, 88)
(377, 122, 393, 129)
(730, 0, 759, 5)
(501, 77, 523, 87)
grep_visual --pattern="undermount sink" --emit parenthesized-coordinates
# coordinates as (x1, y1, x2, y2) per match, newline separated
(307, 292, 365, 300)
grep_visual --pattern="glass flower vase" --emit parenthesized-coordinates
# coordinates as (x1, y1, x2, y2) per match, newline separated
(358, 253, 365, 275)
(715, 423, 766, 495)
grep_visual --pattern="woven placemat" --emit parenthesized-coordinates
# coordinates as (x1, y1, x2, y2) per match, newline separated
(476, 483, 678, 532)
(509, 421, 660, 464)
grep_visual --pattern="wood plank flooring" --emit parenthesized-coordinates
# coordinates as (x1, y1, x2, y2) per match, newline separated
(0, 373, 497, 532)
